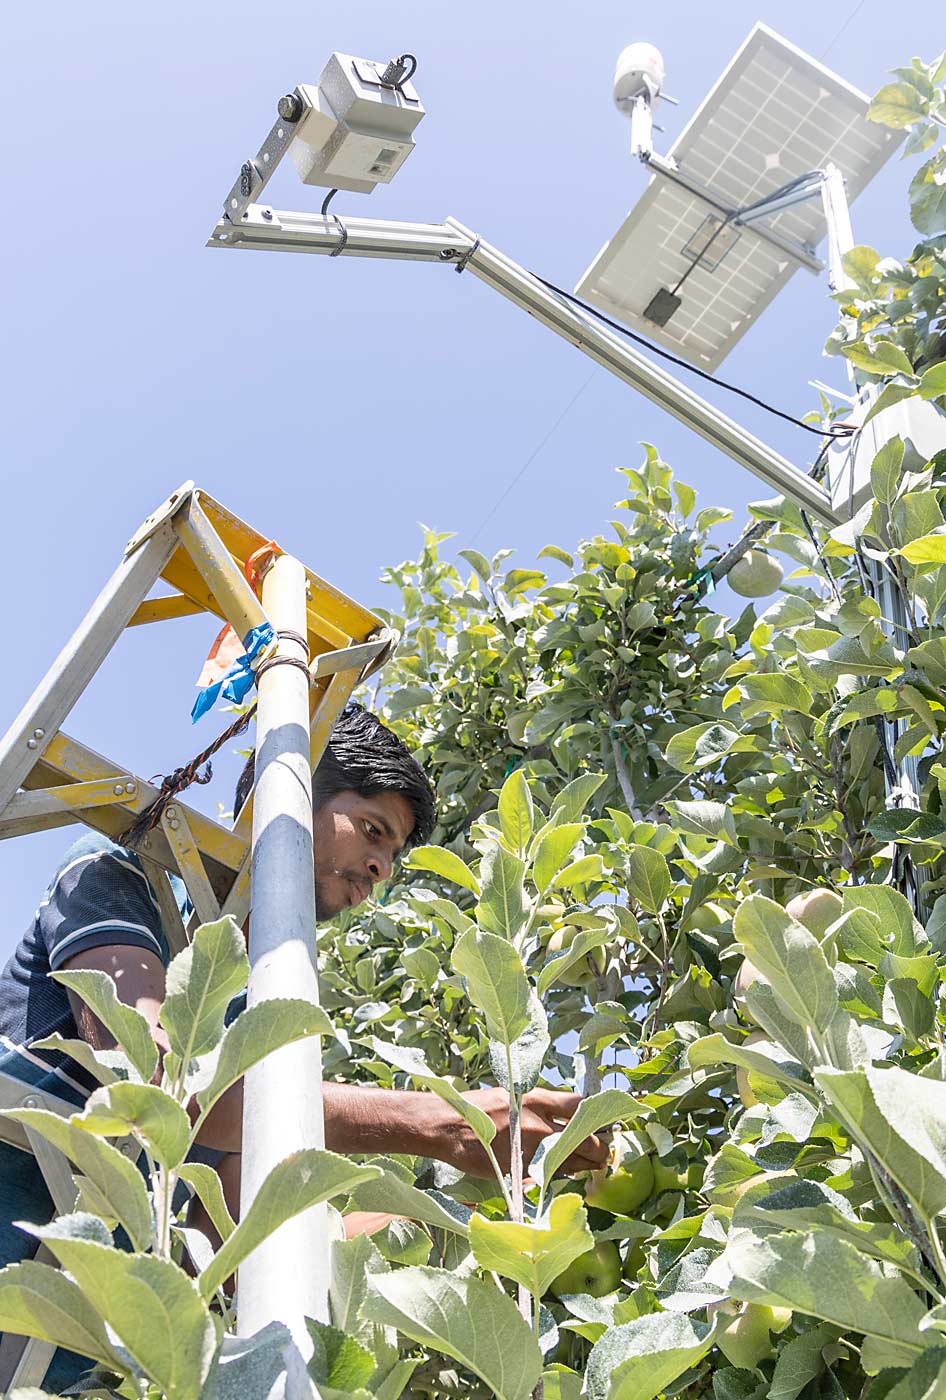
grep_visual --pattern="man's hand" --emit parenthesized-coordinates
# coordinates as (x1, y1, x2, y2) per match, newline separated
(445, 1088, 607, 1179)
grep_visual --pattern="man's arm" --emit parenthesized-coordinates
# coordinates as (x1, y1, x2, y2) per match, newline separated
(62, 944, 607, 1173)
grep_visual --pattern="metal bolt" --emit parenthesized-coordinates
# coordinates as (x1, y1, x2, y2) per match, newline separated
(26, 739, 37, 749)
(261, 208, 273, 221)
(125, 782, 136, 794)
(114, 784, 124, 796)
(33, 728, 45, 739)
(166, 807, 177, 820)
(21, 1096, 37, 1109)
(278, 93, 304, 123)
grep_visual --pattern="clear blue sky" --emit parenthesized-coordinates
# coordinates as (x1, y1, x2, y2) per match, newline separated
(2, 2, 943, 951)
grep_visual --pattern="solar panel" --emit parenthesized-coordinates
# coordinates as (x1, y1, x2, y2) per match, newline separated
(576, 23, 901, 371)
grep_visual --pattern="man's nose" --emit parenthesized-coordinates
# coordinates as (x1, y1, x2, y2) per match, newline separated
(366, 850, 393, 882)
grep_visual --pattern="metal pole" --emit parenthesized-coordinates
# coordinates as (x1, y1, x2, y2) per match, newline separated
(208, 209, 837, 521)
(630, 94, 653, 160)
(238, 554, 329, 1343)
(820, 164, 925, 909)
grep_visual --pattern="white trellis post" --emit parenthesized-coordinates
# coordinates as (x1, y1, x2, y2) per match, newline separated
(237, 552, 329, 1342)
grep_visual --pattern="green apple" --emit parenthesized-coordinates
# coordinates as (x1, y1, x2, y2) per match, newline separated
(728, 550, 784, 598)
(585, 1149, 655, 1214)
(546, 928, 607, 987)
(717, 1303, 792, 1369)
(786, 889, 843, 940)
(549, 1241, 622, 1299)
(652, 1158, 689, 1193)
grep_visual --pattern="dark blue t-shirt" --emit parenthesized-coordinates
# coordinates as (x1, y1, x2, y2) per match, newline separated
(0, 832, 197, 1388)
(0, 830, 186, 1108)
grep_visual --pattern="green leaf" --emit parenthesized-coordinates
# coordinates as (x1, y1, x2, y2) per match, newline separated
(371, 1037, 496, 1149)
(537, 923, 611, 995)
(195, 999, 334, 1118)
(626, 845, 671, 914)
(505, 568, 547, 597)
(160, 915, 248, 1062)
(498, 769, 534, 854)
(452, 929, 530, 1044)
(910, 152, 946, 237)
(868, 809, 946, 845)
(862, 380, 918, 427)
(330, 1232, 390, 1336)
(919, 363, 946, 402)
(30, 1033, 128, 1086)
(459, 548, 491, 581)
(841, 339, 916, 377)
(50, 969, 158, 1083)
(721, 1227, 930, 1371)
(363, 1266, 542, 1400)
(476, 842, 529, 940)
(0, 1257, 119, 1369)
(841, 886, 920, 959)
(900, 532, 946, 565)
(306, 1319, 376, 1391)
(78, 1082, 192, 1170)
(739, 674, 813, 718)
(842, 244, 881, 287)
(178, 1162, 235, 1242)
(2, 1107, 152, 1250)
(550, 773, 606, 824)
(470, 1193, 593, 1297)
(687, 1034, 810, 1096)
(352, 1169, 471, 1237)
(490, 989, 550, 1094)
(666, 722, 741, 773)
(670, 800, 738, 846)
(36, 1214, 217, 1400)
(532, 1089, 644, 1188)
(533, 823, 584, 894)
(768, 1323, 837, 1400)
(868, 82, 929, 128)
(199, 1150, 382, 1298)
(407, 845, 480, 894)
(736, 1181, 919, 1273)
(733, 895, 838, 1032)
(585, 1312, 717, 1400)
(871, 436, 906, 505)
(817, 1065, 946, 1221)
(551, 854, 604, 890)
(538, 545, 575, 568)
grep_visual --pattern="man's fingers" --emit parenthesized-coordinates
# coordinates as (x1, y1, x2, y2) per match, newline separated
(525, 1089, 583, 1120)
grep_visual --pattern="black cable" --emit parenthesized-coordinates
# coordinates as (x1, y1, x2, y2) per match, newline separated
(321, 188, 339, 216)
(532, 275, 856, 441)
(394, 53, 417, 89)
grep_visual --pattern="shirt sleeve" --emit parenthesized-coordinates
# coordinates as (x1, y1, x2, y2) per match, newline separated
(39, 848, 170, 971)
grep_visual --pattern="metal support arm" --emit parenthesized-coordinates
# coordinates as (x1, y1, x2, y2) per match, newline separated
(209, 209, 837, 522)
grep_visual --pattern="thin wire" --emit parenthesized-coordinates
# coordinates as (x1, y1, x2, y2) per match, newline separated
(533, 276, 855, 441)
(469, 367, 597, 543)
(320, 188, 339, 216)
(820, 0, 868, 60)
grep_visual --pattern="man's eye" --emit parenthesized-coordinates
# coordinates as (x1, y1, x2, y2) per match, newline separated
(365, 822, 381, 840)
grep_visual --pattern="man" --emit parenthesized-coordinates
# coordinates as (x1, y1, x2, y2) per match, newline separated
(0, 704, 605, 1387)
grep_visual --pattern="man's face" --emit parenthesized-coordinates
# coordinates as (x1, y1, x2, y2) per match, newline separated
(312, 789, 415, 918)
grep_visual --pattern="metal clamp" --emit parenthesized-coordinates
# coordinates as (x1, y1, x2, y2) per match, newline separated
(453, 237, 480, 274)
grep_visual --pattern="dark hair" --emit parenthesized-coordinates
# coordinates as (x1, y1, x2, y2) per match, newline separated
(234, 703, 435, 849)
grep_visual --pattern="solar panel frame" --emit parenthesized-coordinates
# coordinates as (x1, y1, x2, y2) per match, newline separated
(575, 23, 901, 371)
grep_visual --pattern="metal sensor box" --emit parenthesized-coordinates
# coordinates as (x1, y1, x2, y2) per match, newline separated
(828, 388, 946, 519)
(290, 52, 425, 194)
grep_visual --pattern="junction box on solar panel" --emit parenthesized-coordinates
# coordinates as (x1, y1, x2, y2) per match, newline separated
(290, 53, 425, 193)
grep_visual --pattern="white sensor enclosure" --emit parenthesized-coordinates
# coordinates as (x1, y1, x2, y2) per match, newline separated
(614, 43, 665, 113)
(290, 52, 425, 194)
